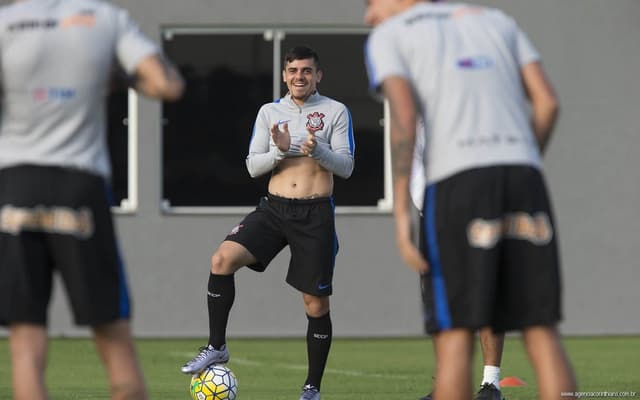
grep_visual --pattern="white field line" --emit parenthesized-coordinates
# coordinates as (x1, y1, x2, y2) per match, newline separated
(173, 352, 412, 380)
(235, 357, 413, 380)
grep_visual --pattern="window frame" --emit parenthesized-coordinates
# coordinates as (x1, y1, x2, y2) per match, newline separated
(111, 89, 139, 214)
(160, 27, 392, 215)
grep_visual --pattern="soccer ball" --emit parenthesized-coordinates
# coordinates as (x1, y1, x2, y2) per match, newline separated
(190, 364, 238, 400)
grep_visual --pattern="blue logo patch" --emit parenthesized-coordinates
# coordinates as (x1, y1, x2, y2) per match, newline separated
(32, 87, 76, 102)
(457, 56, 494, 70)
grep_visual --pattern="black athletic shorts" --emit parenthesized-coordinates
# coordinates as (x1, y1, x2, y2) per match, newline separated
(419, 165, 562, 334)
(224, 193, 339, 296)
(0, 165, 131, 326)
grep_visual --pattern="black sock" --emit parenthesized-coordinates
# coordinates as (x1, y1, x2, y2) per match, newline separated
(207, 273, 235, 349)
(305, 312, 332, 390)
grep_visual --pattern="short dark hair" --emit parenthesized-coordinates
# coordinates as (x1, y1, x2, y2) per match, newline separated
(283, 46, 321, 70)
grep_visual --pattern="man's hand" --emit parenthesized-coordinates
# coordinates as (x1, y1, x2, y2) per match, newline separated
(301, 127, 317, 155)
(271, 122, 291, 152)
(395, 209, 429, 274)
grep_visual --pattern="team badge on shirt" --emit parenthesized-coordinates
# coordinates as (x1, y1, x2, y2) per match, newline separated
(306, 112, 325, 132)
(229, 224, 244, 235)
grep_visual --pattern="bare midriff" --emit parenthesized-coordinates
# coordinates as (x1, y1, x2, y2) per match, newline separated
(268, 156, 333, 199)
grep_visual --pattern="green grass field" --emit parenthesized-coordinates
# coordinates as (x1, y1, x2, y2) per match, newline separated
(1, 336, 639, 399)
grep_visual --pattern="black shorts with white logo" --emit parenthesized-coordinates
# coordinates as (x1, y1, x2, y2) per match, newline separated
(224, 193, 338, 296)
(419, 165, 562, 334)
(0, 165, 131, 326)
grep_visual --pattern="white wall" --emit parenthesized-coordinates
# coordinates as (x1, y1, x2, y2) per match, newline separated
(1, 0, 639, 337)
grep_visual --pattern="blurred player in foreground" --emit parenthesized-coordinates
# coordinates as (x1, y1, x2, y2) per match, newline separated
(364, 0, 577, 399)
(412, 124, 507, 400)
(0, 1, 184, 399)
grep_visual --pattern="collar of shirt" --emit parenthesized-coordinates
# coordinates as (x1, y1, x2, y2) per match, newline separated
(281, 91, 322, 110)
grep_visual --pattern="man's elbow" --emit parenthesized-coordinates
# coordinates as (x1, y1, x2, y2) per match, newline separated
(157, 78, 185, 102)
(533, 92, 560, 121)
(338, 170, 353, 179)
(134, 55, 185, 101)
(336, 161, 354, 179)
(245, 160, 264, 178)
(546, 94, 560, 116)
(544, 97, 560, 126)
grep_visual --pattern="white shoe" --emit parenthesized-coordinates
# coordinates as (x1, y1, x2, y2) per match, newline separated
(299, 384, 321, 400)
(180, 344, 229, 374)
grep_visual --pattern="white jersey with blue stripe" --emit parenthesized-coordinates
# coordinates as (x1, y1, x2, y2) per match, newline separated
(246, 92, 355, 179)
(0, 0, 158, 179)
(366, 2, 542, 185)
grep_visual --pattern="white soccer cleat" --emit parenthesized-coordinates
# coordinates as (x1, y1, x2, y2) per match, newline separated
(180, 344, 229, 374)
(299, 384, 321, 400)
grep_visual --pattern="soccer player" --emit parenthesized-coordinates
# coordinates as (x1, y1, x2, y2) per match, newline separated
(412, 124, 507, 400)
(364, 1, 577, 399)
(181, 45, 355, 400)
(0, 1, 184, 399)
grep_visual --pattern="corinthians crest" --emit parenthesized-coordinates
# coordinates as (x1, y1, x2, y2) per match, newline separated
(306, 112, 325, 132)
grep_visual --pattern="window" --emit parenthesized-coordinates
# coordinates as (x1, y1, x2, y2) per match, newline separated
(162, 31, 273, 211)
(161, 29, 388, 213)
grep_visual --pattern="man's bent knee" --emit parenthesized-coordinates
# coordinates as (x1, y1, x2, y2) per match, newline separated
(211, 251, 228, 275)
(303, 294, 330, 317)
(210, 250, 241, 275)
(210, 241, 255, 275)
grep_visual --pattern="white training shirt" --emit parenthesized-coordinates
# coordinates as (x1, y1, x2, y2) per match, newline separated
(366, 2, 542, 186)
(246, 92, 355, 179)
(0, 0, 158, 179)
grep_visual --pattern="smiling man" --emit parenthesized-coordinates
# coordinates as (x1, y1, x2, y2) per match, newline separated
(181, 46, 355, 400)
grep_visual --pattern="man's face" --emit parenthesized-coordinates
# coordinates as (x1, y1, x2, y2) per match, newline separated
(364, 0, 401, 27)
(282, 58, 322, 105)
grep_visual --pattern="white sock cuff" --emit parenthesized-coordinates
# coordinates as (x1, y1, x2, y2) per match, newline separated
(482, 365, 501, 389)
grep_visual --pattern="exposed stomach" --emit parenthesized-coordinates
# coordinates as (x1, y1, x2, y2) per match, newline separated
(268, 156, 333, 199)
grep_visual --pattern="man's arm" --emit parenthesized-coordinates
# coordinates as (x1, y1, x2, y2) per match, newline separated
(132, 54, 184, 101)
(245, 112, 287, 178)
(521, 61, 559, 154)
(382, 76, 428, 273)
